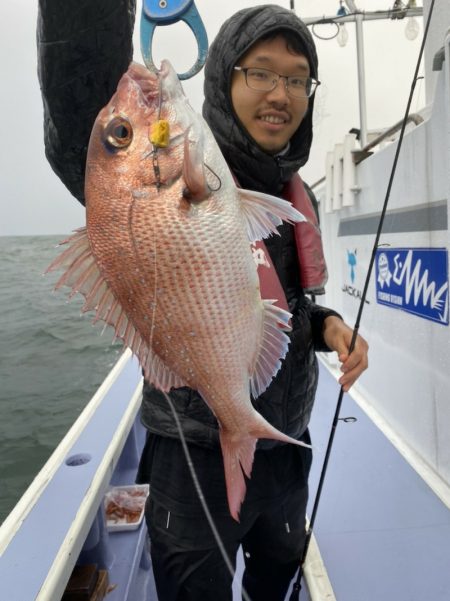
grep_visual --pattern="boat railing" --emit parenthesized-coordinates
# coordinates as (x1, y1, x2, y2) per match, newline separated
(352, 112, 424, 164)
(310, 112, 425, 194)
(0, 349, 146, 601)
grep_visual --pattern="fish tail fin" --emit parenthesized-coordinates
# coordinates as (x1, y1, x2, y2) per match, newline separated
(219, 415, 311, 521)
(219, 431, 257, 522)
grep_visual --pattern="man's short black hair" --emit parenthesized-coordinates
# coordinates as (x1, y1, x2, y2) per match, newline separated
(257, 28, 310, 64)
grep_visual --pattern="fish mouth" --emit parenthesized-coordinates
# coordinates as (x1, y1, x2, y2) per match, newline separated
(124, 60, 182, 111)
(157, 60, 185, 103)
(127, 62, 159, 85)
(122, 62, 160, 105)
(158, 60, 171, 79)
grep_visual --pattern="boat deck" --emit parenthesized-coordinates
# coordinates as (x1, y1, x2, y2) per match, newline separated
(302, 358, 450, 601)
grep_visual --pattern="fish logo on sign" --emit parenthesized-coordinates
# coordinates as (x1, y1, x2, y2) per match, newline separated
(375, 248, 449, 325)
(377, 252, 392, 288)
(342, 249, 369, 303)
(347, 249, 357, 283)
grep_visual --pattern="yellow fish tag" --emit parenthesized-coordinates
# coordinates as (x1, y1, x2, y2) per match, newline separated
(150, 120, 170, 148)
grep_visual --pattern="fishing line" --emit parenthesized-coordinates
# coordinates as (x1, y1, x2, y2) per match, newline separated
(161, 391, 252, 601)
(151, 75, 164, 189)
(290, 2, 437, 598)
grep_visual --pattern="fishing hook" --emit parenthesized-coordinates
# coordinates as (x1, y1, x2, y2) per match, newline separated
(204, 163, 222, 193)
(290, 2, 437, 599)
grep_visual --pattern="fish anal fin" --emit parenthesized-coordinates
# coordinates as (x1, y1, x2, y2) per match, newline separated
(142, 348, 186, 391)
(238, 188, 306, 243)
(249, 300, 292, 398)
(46, 227, 186, 392)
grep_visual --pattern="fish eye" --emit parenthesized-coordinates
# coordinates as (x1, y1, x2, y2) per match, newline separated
(104, 117, 133, 149)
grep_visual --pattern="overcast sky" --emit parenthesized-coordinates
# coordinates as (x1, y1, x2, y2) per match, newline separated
(0, 0, 425, 236)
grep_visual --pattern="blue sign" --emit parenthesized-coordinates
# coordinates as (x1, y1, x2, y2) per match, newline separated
(375, 248, 449, 325)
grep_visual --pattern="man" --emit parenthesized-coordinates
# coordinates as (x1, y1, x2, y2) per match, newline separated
(137, 6, 368, 601)
(37, 3, 368, 600)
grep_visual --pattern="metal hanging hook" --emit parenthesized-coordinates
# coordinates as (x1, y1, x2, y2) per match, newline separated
(140, 0, 208, 80)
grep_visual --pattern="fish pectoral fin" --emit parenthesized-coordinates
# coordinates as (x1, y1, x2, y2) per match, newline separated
(219, 431, 257, 522)
(182, 123, 210, 203)
(238, 188, 306, 243)
(250, 300, 292, 398)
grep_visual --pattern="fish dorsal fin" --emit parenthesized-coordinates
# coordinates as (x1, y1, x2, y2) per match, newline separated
(238, 188, 306, 243)
(249, 300, 292, 398)
(46, 227, 186, 391)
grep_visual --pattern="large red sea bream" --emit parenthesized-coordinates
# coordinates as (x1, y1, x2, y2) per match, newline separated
(47, 60, 309, 520)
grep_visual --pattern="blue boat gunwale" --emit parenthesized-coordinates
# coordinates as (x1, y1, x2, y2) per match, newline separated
(0, 349, 145, 601)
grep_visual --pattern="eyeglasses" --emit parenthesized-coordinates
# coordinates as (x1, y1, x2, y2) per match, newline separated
(233, 66, 320, 99)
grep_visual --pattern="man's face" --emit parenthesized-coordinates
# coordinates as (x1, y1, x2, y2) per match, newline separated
(230, 36, 310, 154)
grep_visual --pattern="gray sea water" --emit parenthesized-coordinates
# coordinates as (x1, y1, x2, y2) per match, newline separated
(0, 235, 121, 524)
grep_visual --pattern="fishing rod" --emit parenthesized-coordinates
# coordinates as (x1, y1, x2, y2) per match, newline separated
(289, 1, 437, 598)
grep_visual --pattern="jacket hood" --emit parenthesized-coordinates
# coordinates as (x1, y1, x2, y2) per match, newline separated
(202, 4, 318, 194)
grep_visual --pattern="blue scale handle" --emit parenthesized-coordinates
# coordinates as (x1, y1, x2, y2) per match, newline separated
(140, 0, 208, 80)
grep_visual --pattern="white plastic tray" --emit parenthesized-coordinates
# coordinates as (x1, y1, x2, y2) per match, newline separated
(104, 484, 149, 532)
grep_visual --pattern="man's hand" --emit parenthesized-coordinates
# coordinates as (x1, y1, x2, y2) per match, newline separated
(322, 316, 369, 392)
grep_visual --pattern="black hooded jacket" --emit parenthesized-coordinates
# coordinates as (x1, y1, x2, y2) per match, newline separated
(202, 4, 318, 196)
(37, 2, 339, 450)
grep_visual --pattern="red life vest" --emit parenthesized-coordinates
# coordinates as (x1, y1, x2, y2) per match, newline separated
(251, 173, 328, 311)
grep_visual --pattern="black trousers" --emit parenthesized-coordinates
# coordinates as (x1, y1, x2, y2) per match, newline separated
(138, 432, 312, 601)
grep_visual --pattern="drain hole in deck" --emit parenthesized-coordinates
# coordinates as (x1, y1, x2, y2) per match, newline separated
(65, 453, 92, 466)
